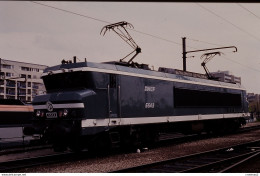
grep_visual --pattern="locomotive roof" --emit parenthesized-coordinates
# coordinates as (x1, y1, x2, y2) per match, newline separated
(43, 61, 245, 91)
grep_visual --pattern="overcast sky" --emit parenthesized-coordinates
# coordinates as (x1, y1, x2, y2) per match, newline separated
(1, 1, 260, 93)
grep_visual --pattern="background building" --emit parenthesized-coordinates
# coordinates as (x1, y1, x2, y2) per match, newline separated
(247, 93, 259, 103)
(211, 70, 241, 84)
(246, 93, 260, 121)
(0, 58, 47, 103)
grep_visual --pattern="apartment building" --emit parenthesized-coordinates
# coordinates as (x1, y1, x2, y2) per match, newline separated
(211, 70, 241, 84)
(0, 58, 48, 102)
(247, 93, 260, 103)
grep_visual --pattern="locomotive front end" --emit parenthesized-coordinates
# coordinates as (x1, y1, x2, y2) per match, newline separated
(32, 89, 94, 151)
(29, 61, 99, 151)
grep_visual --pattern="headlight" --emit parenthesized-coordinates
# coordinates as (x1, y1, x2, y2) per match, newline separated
(35, 110, 45, 118)
(63, 109, 69, 117)
(58, 109, 69, 118)
(40, 111, 45, 117)
(36, 110, 41, 117)
(58, 110, 63, 118)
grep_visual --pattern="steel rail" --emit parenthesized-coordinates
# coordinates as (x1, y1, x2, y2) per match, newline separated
(219, 151, 260, 173)
(0, 144, 52, 156)
(1, 124, 259, 172)
(0, 151, 85, 172)
(112, 139, 260, 173)
(180, 150, 260, 173)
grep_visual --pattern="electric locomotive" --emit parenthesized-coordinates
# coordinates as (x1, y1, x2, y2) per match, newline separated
(25, 21, 248, 151)
(26, 58, 248, 151)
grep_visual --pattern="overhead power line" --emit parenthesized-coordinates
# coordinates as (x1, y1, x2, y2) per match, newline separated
(30, 1, 260, 74)
(237, 3, 260, 21)
(130, 29, 190, 48)
(186, 37, 222, 47)
(30, 1, 195, 49)
(196, 3, 260, 43)
(221, 55, 260, 73)
(30, 1, 110, 24)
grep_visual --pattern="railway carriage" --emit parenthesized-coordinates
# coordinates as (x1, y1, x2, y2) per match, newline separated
(25, 60, 248, 151)
(0, 99, 33, 148)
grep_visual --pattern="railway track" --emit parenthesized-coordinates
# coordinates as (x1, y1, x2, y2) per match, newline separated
(1, 124, 259, 172)
(112, 139, 260, 173)
(239, 123, 260, 133)
(0, 144, 51, 156)
(218, 150, 260, 173)
(156, 123, 260, 148)
(0, 150, 89, 172)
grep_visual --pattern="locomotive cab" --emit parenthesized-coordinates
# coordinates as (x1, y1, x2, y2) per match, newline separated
(30, 62, 117, 151)
(32, 89, 95, 151)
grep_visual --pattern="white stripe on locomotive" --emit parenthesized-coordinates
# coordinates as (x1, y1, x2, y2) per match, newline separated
(42, 67, 245, 91)
(81, 113, 249, 128)
(33, 103, 84, 110)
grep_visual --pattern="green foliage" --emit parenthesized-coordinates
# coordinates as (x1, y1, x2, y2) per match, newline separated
(248, 100, 260, 113)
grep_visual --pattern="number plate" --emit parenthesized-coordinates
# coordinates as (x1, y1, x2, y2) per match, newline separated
(46, 112, 57, 118)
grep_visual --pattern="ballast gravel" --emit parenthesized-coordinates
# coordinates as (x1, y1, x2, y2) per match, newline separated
(15, 123, 260, 173)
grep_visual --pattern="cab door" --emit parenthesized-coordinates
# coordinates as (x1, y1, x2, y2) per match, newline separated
(108, 74, 121, 125)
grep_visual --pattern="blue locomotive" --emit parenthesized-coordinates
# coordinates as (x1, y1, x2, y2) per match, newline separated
(25, 21, 248, 151)
(25, 59, 248, 151)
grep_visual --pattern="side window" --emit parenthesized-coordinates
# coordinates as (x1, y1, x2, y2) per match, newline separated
(174, 87, 241, 107)
(109, 74, 116, 88)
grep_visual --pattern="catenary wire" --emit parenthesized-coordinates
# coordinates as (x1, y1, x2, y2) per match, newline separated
(237, 3, 260, 21)
(30, 1, 110, 24)
(221, 55, 260, 73)
(186, 37, 223, 47)
(30, 1, 195, 49)
(30, 1, 260, 73)
(196, 3, 260, 43)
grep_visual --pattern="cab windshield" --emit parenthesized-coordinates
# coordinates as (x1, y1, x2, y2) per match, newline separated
(43, 72, 93, 92)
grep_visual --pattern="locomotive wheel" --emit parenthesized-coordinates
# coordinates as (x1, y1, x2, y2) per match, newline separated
(53, 144, 67, 152)
(139, 127, 159, 148)
(88, 132, 112, 153)
(69, 145, 83, 152)
(68, 138, 84, 152)
(53, 136, 68, 152)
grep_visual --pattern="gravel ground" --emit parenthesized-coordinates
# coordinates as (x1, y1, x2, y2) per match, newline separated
(14, 123, 260, 173)
(227, 154, 260, 173)
(1, 148, 55, 162)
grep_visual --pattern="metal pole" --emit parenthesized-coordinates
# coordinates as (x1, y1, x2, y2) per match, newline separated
(186, 46, 237, 54)
(253, 94, 259, 119)
(182, 37, 187, 71)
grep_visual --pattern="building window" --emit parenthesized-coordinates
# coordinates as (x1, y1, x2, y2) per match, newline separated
(32, 83, 40, 89)
(2, 64, 13, 69)
(32, 68, 40, 72)
(27, 97, 31, 102)
(28, 75, 31, 79)
(0, 87, 4, 93)
(18, 81, 26, 88)
(20, 74, 26, 78)
(6, 72, 14, 77)
(20, 66, 31, 71)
